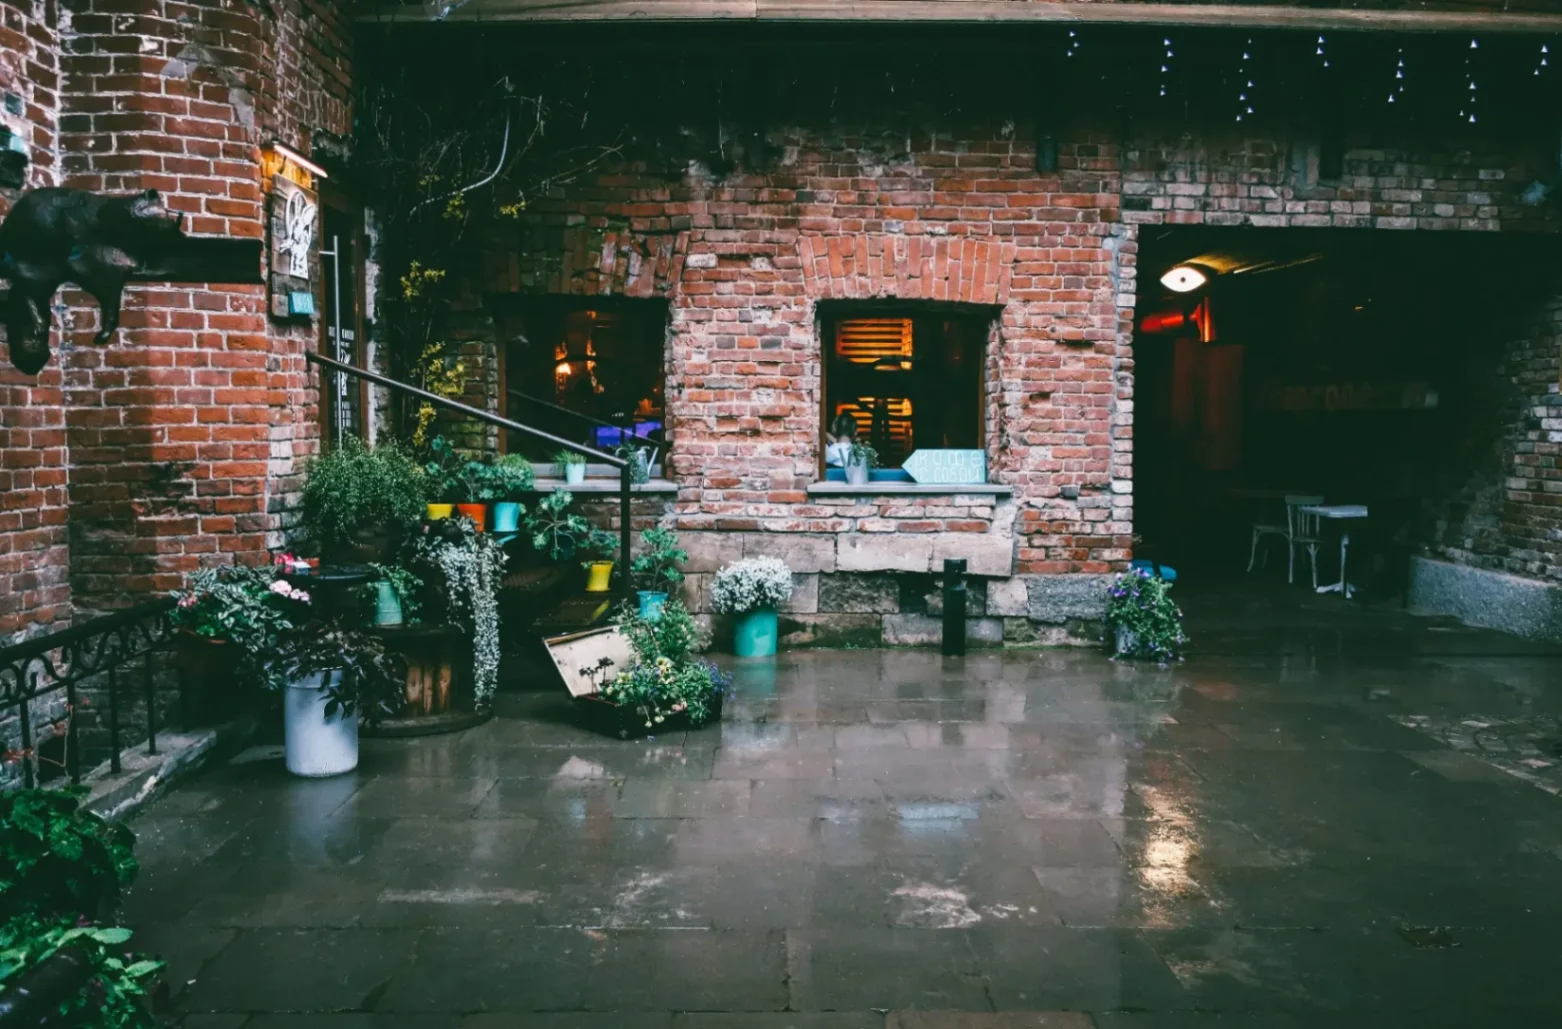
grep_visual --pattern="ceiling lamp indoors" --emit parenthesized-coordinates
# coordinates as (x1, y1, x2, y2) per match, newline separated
(1161, 265, 1209, 293)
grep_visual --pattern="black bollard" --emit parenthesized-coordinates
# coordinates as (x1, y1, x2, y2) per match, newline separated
(941, 558, 968, 657)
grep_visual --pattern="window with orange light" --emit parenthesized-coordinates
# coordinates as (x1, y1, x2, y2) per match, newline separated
(497, 299, 667, 457)
(820, 307, 989, 475)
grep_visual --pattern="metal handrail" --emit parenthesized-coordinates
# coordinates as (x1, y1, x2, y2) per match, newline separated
(306, 352, 635, 598)
(505, 387, 638, 437)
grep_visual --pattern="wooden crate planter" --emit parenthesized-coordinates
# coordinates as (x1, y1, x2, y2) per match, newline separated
(573, 692, 725, 740)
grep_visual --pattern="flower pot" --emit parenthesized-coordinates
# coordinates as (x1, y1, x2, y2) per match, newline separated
(492, 501, 522, 534)
(456, 503, 488, 532)
(1114, 625, 1139, 658)
(637, 590, 668, 621)
(564, 462, 586, 485)
(575, 690, 724, 740)
(733, 608, 779, 657)
(844, 461, 870, 486)
(283, 669, 359, 777)
(174, 631, 243, 726)
(372, 580, 404, 627)
(584, 560, 614, 593)
(426, 503, 454, 521)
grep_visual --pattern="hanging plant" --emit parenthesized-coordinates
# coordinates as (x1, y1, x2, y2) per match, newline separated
(407, 518, 507, 707)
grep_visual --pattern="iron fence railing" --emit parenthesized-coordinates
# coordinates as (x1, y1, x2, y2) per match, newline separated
(0, 599, 176, 790)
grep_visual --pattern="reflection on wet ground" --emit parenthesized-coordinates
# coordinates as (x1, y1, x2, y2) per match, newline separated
(131, 588, 1562, 1027)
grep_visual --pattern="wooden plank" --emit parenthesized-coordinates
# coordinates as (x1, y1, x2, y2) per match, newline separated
(392, 0, 1562, 32)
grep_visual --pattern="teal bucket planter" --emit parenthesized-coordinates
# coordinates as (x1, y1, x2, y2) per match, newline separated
(637, 590, 668, 622)
(733, 608, 779, 658)
(492, 502, 522, 534)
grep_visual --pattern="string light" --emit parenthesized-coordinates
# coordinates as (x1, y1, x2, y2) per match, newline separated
(1316, 34, 1330, 69)
(1236, 38, 1255, 122)
(1461, 38, 1478, 124)
(1388, 47, 1405, 105)
(1160, 37, 1174, 97)
(1535, 42, 1550, 77)
(1067, 29, 1080, 59)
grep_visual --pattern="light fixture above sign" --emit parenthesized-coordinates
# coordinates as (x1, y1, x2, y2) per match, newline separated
(1160, 264, 1209, 293)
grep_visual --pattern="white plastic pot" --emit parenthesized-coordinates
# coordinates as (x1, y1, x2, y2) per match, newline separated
(284, 669, 359, 777)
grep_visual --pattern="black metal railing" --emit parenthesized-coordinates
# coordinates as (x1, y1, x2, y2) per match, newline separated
(506, 388, 641, 448)
(0, 599, 176, 790)
(306, 352, 635, 597)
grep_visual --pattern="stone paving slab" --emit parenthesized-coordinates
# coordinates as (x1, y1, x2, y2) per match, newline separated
(124, 614, 1562, 1025)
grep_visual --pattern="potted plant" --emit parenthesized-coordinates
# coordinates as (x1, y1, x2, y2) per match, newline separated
(581, 528, 620, 593)
(630, 526, 686, 621)
(405, 516, 507, 710)
(479, 453, 534, 534)
(554, 447, 588, 486)
(365, 562, 423, 627)
(577, 600, 730, 738)
(524, 488, 591, 561)
(421, 436, 465, 520)
(453, 460, 488, 532)
(299, 438, 426, 563)
(710, 556, 793, 658)
(845, 440, 879, 486)
(168, 565, 303, 722)
(1104, 567, 1188, 664)
(275, 623, 405, 777)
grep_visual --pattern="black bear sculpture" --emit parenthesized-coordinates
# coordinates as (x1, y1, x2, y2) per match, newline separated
(0, 187, 263, 376)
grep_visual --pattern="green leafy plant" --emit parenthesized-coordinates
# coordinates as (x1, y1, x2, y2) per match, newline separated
(0, 789, 136, 921)
(421, 436, 470, 504)
(600, 600, 728, 729)
(523, 489, 591, 561)
(273, 624, 407, 721)
(405, 517, 507, 707)
(300, 438, 427, 553)
(1104, 568, 1188, 663)
(553, 448, 587, 470)
(169, 565, 308, 690)
(848, 440, 880, 468)
(470, 453, 536, 501)
(581, 528, 620, 566)
(0, 915, 162, 1029)
(631, 527, 686, 593)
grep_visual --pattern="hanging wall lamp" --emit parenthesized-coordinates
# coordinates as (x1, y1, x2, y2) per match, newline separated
(1160, 264, 1209, 293)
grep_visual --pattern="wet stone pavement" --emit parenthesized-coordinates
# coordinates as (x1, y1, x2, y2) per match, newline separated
(127, 598, 1562, 1028)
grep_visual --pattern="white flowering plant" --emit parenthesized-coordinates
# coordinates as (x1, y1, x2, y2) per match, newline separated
(709, 557, 794, 614)
(406, 516, 507, 708)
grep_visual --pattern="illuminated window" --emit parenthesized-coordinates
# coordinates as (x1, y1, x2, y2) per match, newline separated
(498, 300, 667, 457)
(822, 309, 989, 472)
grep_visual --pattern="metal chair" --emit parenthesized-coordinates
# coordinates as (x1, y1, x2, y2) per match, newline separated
(1284, 494, 1325, 587)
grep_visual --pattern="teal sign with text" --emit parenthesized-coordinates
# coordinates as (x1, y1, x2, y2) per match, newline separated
(903, 449, 987, 485)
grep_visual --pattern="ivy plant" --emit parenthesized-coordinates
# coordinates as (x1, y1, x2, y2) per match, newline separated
(0, 788, 137, 922)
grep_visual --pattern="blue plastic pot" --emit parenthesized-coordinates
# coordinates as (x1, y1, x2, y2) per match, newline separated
(492, 502, 522, 534)
(733, 608, 779, 657)
(637, 590, 668, 622)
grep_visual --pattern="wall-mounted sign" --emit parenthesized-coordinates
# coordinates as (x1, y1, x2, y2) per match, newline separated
(902, 449, 987, 485)
(261, 142, 326, 322)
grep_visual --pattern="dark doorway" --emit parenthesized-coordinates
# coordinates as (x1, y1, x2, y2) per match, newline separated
(1133, 227, 1548, 594)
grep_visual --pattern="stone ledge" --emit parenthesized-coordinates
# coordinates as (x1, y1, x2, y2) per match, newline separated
(531, 478, 679, 495)
(807, 483, 1013, 496)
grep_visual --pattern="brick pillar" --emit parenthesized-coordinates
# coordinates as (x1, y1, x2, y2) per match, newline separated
(0, 0, 71, 639)
(57, 0, 283, 610)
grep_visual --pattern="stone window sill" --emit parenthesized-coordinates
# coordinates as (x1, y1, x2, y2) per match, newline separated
(531, 478, 679, 495)
(806, 483, 1012, 496)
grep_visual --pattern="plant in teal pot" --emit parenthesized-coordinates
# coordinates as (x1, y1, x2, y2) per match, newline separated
(630, 527, 687, 622)
(710, 557, 793, 658)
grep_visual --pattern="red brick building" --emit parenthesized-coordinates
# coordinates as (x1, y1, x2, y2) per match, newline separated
(5, 0, 1562, 648)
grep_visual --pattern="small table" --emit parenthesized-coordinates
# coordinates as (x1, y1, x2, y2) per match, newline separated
(1300, 505, 1368, 598)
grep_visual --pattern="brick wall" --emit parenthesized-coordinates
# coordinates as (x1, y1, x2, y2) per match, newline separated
(0, 0, 69, 640)
(455, 96, 1562, 595)
(0, 0, 353, 642)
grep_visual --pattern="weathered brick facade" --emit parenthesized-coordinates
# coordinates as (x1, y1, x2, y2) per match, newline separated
(0, 0, 352, 640)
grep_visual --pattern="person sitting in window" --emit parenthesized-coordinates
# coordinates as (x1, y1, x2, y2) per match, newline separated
(825, 412, 857, 467)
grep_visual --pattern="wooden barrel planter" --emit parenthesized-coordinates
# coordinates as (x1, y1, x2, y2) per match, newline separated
(361, 623, 491, 737)
(173, 631, 247, 727)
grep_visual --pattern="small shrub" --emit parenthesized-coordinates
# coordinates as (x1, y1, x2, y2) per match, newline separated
(1103, 568, 1188, 663)
(0, 788, 136, 921)
(300, 438, 426, 551)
